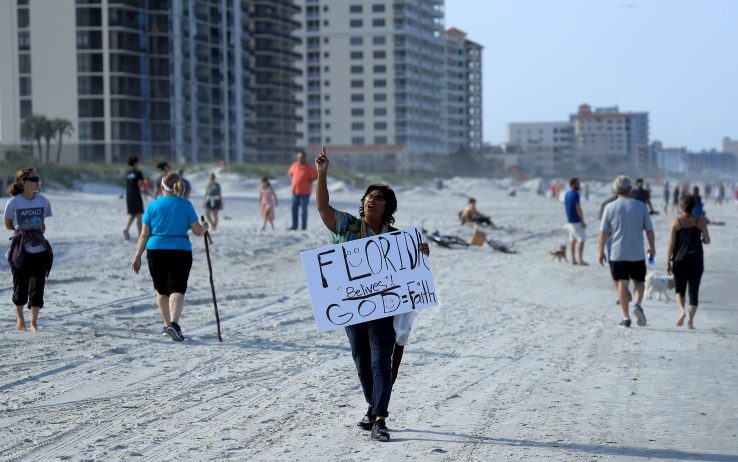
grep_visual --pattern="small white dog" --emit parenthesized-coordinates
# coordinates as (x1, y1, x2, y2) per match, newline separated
(645, 271, 675, 301)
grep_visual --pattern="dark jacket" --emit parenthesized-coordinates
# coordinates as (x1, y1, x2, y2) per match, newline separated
(8, 229, 53, 276)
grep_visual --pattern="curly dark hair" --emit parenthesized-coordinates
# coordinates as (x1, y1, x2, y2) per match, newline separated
(358, 184, 397, 226)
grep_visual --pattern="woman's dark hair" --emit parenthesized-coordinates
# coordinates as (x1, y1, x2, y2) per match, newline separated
(691, 186, 700, 197)
(680, 194, 695, 214)
(359, 184, 397, 226)
(127, 156, 139, 167)
(7, 167, 35, 196)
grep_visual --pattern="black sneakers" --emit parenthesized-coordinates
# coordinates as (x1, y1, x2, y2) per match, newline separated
(370, 419, 390, 442)
(358, 406, 375, 430)
(166, 322, 185, 342)
(633, 305, 647, 326)
(619, 318, 632, 328)
(161, 326, 168, 336)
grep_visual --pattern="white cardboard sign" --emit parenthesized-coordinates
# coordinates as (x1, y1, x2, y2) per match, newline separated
(300, 227, 439, 332)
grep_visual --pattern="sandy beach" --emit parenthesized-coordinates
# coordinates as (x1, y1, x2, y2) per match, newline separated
(1, 172, 736, 461)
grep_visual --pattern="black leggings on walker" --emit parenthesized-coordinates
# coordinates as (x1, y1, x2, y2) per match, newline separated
(672, 253, 703, 306)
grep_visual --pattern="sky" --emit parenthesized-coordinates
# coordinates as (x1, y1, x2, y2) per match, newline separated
(445, 0, 738, 151)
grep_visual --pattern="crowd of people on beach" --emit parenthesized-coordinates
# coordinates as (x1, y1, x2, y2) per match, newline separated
(2, 147, 734, 443)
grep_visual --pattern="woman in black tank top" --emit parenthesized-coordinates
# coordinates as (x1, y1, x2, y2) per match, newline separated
(666, 195, 711, 329)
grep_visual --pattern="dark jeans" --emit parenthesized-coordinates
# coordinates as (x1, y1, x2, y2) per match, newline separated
(12, 250, 50, 308)
(673, 253, 704, 306)
(345, 316, 396, 417)
(291, 194, 310, 230)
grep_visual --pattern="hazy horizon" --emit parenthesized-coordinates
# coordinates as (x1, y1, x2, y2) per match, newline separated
(446, 0, 738, 152)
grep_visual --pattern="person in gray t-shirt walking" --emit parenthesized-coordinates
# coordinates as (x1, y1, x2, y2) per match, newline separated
(598, 176, 656, 327)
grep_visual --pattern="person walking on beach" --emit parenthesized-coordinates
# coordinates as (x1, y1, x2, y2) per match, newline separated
(564, 177, 587, 265)
(288, 150, 317, 230)
(123, 156, 145, 240)
(630, 178, 655, 214)
(259, 177, 278, 231)
(4, 168, 53, 332)
(666, 195, 710, 329)
(131, 172, 209, 341)
(662, 181, 670, 215)
(598, 175, 655, 327)
(203, 173, 222, 231)
(691, 186, 705, 218)
(314, 147, 429, 442)
(153, 162, 171, 198)
(671, 185, 680, 215)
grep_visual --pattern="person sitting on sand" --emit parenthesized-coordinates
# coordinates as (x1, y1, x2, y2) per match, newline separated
(459, 198, 497, 228)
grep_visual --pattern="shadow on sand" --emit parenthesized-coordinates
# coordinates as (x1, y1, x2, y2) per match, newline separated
(391, 428, 737, 461)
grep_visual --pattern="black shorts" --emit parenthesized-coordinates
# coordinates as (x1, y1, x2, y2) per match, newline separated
(146, 249, 192, 295)
(205, 198, 222, 211)
(609, 260, 646, 282)
(127, 193, 144, 215)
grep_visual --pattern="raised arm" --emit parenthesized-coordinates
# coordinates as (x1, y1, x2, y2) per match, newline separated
(315, 146, 336, 233)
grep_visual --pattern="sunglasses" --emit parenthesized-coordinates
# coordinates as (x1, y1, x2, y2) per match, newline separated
(364, 193, 385, 202)
(25, 176, 40, 182)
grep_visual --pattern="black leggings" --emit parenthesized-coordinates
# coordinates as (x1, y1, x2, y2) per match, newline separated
(672, 254, 703, 306)
(12, 251, 50, 308)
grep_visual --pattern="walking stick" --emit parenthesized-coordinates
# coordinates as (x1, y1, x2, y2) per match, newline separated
(201, 216, 223, 342)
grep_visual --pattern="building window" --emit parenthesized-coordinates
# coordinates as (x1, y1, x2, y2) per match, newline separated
(78, 98, 104, 117)
(78, 76, 104, 95)
(18, 54, 31, 74)
(374, 136, 388, 144)
(351, 79, 364, 88)
(352, 122, 364, 130)
(77, 53, 103, 72)
(352, 136, 365, 145)
(374, 122, 387, 130)
(306, 20, 320, 31)
(372, 18, 385, 27)
(351, 51, 363, 59)
(20, 100, 32, 119)
(76, 7, 101, 27)
(372, 4, 385, 12)
(373, 36, 386, 45)
(309, 137, 321, 145)
(350, 36, 363, 46)
(373, 50, 386, 59)
(350, 19, 362, 28)
(350, 65, 364, 74)
(374, 107, 387, 116)
(352, 108, 364, 116)
(373, 79, 386, 88)
(76, 30, 102, 49)
(18, 31, 30, 51)
(350, 4, 362, 13)
(19, 77, 31, 97)
(351, 94, 364, 102)
(17, 8, 29, 28)
(324, 94, 330, 101)
(374, 93, 387, 102)
(373, 64, 386, 73)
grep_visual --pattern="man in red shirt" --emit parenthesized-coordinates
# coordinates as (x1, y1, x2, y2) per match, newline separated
(288, 150, 318, 230)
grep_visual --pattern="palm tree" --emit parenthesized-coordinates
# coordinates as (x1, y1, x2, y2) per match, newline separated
(20, 114, 48, 160)
(41, 118, 55, 163)
(52, 118, 74, 164)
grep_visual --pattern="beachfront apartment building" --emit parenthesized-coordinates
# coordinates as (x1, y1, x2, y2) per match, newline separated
(0, 0, 301, 164)
(295, 0, 447, 170)
(570, 104, 649, 169)
(505, 121, 576, 175)
(444, 27, 482, 156)
(722, 137, 738, 155)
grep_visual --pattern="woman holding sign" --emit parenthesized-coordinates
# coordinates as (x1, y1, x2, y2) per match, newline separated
(131, 172, 209, 342)
(315, 147, 429, 442)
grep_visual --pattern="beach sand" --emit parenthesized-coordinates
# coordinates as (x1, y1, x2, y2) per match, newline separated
(1, 173, 736, 461)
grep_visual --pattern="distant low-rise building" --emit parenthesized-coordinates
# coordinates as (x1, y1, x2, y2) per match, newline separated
(570, 104, 649, 169)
